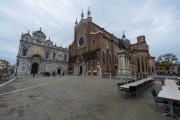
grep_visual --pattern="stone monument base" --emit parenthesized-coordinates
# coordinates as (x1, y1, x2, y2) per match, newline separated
(115, 69, 134, 80)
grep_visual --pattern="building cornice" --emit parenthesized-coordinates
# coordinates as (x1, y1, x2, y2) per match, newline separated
(20, 40, 69, 52)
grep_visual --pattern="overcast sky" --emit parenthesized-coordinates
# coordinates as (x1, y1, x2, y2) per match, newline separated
(0, 0, 180, 65)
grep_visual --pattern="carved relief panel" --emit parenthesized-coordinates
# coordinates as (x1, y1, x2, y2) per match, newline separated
(31, 46, 43, 56)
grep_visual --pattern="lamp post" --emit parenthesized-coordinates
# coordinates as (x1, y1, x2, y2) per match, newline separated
(15, 60, 19, 77)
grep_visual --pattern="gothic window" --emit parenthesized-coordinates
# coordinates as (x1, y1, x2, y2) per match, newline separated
(22, 47, 28, 56)
(45, 52, 49, 59)
(53, 53, 56, 60)
(102, 51, 105, 64)
(109, 53, 111, 64)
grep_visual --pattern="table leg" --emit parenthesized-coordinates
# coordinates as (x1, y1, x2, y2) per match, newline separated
(163, 100, 171, 116)
(170, 100, 173, 117)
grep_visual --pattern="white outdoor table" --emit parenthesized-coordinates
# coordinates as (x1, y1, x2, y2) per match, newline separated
(158, 80, 180, 117)
(162, 86, 179, 91)
(119, 78, 152, 89)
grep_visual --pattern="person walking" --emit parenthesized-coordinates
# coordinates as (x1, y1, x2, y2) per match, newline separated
(63, 72, 64, 76)
(33, 73, 35, 78)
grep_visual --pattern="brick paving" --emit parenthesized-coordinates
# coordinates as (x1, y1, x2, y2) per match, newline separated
(0, 75, 176, 120)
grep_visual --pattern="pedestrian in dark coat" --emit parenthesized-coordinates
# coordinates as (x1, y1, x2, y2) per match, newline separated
(63, 72, 64, 76)
(33, 73, 35, 78)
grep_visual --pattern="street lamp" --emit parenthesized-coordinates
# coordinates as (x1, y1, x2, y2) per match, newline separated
(15, 60, 19, 77)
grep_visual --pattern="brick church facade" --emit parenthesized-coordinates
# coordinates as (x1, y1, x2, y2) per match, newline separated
(68, 8, 156, 79)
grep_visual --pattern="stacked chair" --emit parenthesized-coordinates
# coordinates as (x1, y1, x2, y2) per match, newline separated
(173, 102, 180, 119)
(117, 82, 126, 96)
(117, 79, 154, 99)
(125, 86, 139, 99)
(151, 88, 168, 110)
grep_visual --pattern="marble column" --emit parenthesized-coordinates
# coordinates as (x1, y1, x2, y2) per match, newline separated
(118, 56, 121, 69)
(124, 55, 126, 69)
(126, 56, 127, 68)
(124, 56, 126, 69)
(146, 59, 149, 74)
(144, 58, 146, 72)
(126, 56, 128, 69)
(83, 63, 86, 75)
(127, 56, 129, 69)
(140, 58, 143, 79)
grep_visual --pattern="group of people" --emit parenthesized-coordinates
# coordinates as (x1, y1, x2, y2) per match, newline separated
(31, 72, 64, 77)
(43, 72, 51, 76)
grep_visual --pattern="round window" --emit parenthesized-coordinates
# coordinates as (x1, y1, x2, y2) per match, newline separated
(79, 37, 85, 46)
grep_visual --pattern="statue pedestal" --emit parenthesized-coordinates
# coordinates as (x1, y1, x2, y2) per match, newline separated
(115, 50, 134, 80)
(115, 69, 134, 80)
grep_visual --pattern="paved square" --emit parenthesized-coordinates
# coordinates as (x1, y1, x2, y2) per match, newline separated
(0, 75, 175, 120)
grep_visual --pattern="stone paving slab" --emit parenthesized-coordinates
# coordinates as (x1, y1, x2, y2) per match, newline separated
(0, 75, 176, 120)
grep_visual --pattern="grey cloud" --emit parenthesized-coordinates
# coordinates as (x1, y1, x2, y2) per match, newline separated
(0, 0, 180, 64)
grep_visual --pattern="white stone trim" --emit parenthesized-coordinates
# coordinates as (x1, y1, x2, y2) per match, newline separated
(90, 31, 103, 34)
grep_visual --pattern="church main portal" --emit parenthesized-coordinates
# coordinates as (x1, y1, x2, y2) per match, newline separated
(31, 63, 38, 73)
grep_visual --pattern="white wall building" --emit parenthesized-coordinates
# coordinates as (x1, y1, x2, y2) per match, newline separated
(16, 28, 69, 75)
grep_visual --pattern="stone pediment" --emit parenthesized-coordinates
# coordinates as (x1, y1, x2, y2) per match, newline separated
(75, 17, 92, 30)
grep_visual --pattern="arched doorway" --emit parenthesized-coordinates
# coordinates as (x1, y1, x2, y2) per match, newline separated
(31, 63, 38, 73)
(57, 66, 62, 75)
(73, 55, 86, 75)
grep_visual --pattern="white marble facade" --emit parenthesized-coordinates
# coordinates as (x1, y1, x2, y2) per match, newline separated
(16, 28, 69, 75)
